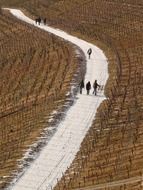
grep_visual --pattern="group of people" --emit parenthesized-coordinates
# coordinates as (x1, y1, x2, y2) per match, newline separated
(35, 17, 46, 25)
(79, 48, 100, 96)
(79, 79, 100, 95)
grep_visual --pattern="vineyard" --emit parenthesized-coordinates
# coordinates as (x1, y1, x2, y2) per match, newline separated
(22, 1, 142, 190)
(0, 10, 82, 189)
(0, 0, 143, 190)
(50, 1, 143, 190)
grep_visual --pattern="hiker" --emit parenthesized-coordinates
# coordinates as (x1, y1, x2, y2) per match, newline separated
(38, 17, 41, 25)
(43, 18, 46, 25)
(79, 80, 84, 94)
(35, 18, 38, 24)
(87, 48, 92, 59)
(93, 80, 100, 95)
(86, 81, 91, 95)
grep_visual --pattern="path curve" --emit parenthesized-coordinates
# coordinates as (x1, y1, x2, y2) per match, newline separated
(5, 9, 108, 190)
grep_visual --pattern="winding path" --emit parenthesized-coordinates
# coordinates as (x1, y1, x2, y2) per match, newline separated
(6, 9, 108, 190)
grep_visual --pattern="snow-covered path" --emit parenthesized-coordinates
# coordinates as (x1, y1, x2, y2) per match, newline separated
(6, 9, 108, 190)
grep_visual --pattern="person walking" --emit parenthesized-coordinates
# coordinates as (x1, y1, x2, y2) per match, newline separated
(86, 81, 91, 95)
(87, 48, 92, 59)
(93, 80, 100, 95)
(38, 17, 41, 25)
(43, 18, 46, 25)
(79, 80, 84, 94)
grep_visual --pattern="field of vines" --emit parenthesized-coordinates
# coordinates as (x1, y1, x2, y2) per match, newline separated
(22, 1, 143, 190)
(0, 0, 143, 189)
(0, 10, 83, 189)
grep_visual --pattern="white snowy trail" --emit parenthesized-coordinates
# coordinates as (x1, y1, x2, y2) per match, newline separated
(6, 9, 108, 190)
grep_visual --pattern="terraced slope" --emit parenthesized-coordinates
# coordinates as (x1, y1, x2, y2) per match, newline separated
(0, 10, 81, 189)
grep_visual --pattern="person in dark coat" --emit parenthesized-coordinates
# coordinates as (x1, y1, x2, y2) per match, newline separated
(43, 18, 46, 25)
(38, 17, 41, 25)
(79, 80, 84, 94)
(86, 81, 91, 95)
(93, 80, 100, 95)
(87, 48, 92, 59)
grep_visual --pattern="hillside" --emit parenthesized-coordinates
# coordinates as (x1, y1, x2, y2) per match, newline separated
(0, 0, 143, 189)
(0, 9, 81, 189)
